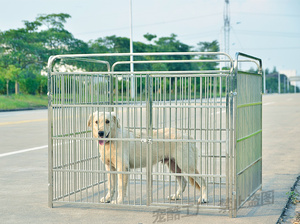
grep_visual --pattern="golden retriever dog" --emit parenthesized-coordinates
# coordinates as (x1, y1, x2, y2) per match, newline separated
(88, 111, 207, 204)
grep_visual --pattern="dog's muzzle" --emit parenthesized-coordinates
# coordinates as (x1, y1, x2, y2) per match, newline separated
(98, 131, 110, 145)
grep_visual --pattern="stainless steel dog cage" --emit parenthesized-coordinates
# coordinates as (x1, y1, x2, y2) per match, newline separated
(47, 52, 262, 217)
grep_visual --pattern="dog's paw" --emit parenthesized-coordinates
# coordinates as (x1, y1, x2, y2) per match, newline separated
(168, 194, 181, 201)
(198, 197, 208, 204)
(100, 197, 111, 203)
(111, 198, 123, 204)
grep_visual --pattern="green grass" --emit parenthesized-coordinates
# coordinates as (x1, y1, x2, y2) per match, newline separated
(0, 94, 48, 111)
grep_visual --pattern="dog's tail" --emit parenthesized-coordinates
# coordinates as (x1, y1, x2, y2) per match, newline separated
(188, 169, 201, 191)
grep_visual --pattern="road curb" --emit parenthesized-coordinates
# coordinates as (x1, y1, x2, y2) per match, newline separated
(0, 107, 48, 112)
(277, 175, 300, 224)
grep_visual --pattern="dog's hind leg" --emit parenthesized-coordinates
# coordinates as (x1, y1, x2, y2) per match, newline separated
(187, 168, 207, 204)
(176, 157, 207, 203)
(165, 159, 187, 200)
(178, 143, 207, 203)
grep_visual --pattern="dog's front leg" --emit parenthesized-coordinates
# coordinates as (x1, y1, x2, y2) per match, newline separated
(112, 165, 129, 204)
(100, 164, 116, 203)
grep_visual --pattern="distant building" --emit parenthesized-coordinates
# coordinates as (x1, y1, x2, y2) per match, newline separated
(278, 70, 299, 88)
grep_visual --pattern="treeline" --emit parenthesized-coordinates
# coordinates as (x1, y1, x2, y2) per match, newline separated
(1, 13, 297, 95)
(0, 13, 221, 95)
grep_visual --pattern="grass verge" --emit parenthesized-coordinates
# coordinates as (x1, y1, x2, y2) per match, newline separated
(0, 94, 48, 111)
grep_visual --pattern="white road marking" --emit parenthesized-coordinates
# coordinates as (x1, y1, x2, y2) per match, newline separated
(263, 102, 275, 106)
(0, 145, 47, 158)
(0, 118, 47, 126)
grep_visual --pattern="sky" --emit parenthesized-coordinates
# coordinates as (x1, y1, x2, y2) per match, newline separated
(1, 0, 300, 76)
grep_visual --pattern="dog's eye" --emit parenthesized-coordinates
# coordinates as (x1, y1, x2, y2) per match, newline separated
(95, 121, 98, 124)
(105, 119, 110, 124)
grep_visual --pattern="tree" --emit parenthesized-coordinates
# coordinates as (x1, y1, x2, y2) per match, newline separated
(18, 69, 42, 95)
(143, 33, 157, 42)
(196, 40, 220, 70)
(0, 13, 88, 72)
(153, 34, 195, 72)
(155, 33, 191, 53)
(36, 13, 71, 30)
(36, 74, 48, 95)
(3, 65, 22, 95)
(0, 13, 89, 95)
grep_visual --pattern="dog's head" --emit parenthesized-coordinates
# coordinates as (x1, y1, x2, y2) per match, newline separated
(87, 111, 120, 145)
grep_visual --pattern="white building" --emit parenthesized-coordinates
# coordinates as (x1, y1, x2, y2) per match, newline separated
(278, 70, 300, 89)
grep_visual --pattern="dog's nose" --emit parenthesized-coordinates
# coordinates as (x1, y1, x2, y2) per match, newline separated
(98, 131, 105, 137)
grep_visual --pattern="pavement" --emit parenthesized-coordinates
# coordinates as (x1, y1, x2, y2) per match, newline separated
(0, 93, 299, 224)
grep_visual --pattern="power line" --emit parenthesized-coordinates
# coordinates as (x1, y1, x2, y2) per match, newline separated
(234, 30, 300, 38)
(179, 30, 220, 38)
(231, 11, 300, 17)
(237, 46, 300, 50)
(75, 13, 222, 36)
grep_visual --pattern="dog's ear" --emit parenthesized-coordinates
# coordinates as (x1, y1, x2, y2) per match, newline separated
(87, 113, 93, 127)
(111, 112, 120, 128)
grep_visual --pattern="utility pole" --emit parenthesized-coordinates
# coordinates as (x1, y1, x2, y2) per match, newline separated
(130, 0, 135, 99)
(278, 73, 281, 94)
(224, 0, 230, 55)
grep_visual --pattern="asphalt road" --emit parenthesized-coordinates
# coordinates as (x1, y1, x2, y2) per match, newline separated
(0, 94, 299, 224)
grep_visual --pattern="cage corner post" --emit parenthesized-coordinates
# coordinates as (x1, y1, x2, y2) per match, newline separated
(47, 57, 54, 208)
(146, 74, 153, 206)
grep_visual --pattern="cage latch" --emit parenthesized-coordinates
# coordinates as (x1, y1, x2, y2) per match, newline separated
(141, 138, 152, 144)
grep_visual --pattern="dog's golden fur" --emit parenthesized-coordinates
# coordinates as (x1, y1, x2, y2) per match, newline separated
(88, 111, 207, 204)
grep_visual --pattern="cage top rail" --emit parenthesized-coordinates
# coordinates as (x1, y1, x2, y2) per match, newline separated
(111, 59, 230, 72)
(47, 51, 232, 70)
(47, 52, 262, 75)
(48, 51, 232, 61)
(50, 70, 230, 76)
(234, 52, 263, 74)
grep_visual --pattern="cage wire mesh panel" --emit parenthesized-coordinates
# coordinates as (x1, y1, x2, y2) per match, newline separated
(149, 74, 227, 208)
(49, 72, 112, 204)
(47, 52, 262, 217)
(233, 53, 263, 217)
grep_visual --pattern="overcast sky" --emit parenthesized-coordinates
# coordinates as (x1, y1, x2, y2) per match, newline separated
(1, 0, 300, 75)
